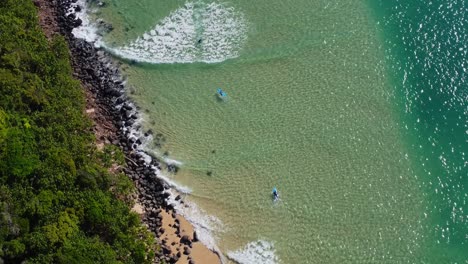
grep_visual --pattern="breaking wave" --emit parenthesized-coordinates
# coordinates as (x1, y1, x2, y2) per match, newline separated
(69, 0, 99, 43)
(107, 1, 248, 64)
(227, 240, 279, 264)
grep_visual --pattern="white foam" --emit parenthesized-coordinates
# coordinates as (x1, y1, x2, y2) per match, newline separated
(121, 99, 225, 263)
(154, 170, 192, 194)
(151, 167, 226, 261)
(147, 162, 226, 260)
(140, 147, 224, 258)
(166, 189, 225, 261)
(68, 1, 247, 62)
(139, 144, 184, 167)
(163, 157, 184, 166)
(68, 2, 227, 259)
(108, 1, 248, 63)
(227, 240, 279, 264)
(69, 0, 100, 43)
(114, 102, 189, 195)
(128, 132, 224, 256)
(130, 123, 224, 259)
(137, 150, 154, 165)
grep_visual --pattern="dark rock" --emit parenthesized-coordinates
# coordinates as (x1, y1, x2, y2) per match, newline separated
(169, 255, 178, 263)
(167, 164, 179, 173)
(50, 1, 188, 257)
(125, 110, 133, 119)
(125, 119, 135, 126)
(123, 104, 133, 111)
(156, 214, 163, 221)
(180, 235, 190, 245)
(175, 195, 181, 201)
(73, 18, 82, 27)
(183, 247, 191, 255)
(144, 129, 153, 137)
(104, 87, 121, 97)
(154, 190, 165, 198)
(116, 97, 124, 104)
(67, 13, 76, 21)
(193, 231, 198, 242)
(188, 260, 195, 264)
(162, 246, 171, 255)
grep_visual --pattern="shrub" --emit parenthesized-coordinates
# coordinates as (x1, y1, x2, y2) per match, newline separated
(0, 1, 155, 262)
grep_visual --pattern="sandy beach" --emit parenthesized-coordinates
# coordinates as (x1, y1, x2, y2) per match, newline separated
(35, 1, 222, 263)
(133, 203, 221, 264)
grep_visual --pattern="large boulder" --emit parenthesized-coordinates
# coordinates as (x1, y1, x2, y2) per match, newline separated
(180, 235, 190, 245)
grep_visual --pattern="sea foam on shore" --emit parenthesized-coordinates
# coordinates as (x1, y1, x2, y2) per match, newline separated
(166, 190, 225, 255)
(68, 0, 99, 43)
(69, 0, 226, 261)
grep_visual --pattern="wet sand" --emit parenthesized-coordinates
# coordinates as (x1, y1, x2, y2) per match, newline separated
(133, 203, 221, 264)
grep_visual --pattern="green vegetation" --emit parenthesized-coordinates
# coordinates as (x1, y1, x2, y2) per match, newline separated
(0, 0, 156, 263)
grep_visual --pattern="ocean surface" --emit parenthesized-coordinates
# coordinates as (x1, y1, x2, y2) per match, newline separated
(74, 0, 467, 262)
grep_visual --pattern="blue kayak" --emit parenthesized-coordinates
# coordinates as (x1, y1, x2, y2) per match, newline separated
(217, 88, 227, 99)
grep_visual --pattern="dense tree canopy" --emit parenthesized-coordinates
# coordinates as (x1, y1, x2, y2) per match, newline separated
(0, 0, 156, 263)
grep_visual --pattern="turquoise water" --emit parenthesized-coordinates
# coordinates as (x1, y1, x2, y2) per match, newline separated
(79, 0, 466, 262)
(368, 0, 468, 261)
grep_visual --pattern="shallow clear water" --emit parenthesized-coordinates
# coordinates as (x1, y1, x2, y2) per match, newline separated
(79, 0, 467, 262)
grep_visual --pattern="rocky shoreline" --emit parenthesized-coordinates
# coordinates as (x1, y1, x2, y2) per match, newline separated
(34, 0, 221, 263)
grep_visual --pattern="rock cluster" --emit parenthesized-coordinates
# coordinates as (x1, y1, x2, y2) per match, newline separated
(51, 1, 192, 262)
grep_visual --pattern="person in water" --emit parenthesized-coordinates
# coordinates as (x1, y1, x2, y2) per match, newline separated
(273, 188, 279, 199)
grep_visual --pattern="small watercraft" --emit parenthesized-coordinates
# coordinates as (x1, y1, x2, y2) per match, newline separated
(217, 88, 227, 99)
(272, 187, 279, 201)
